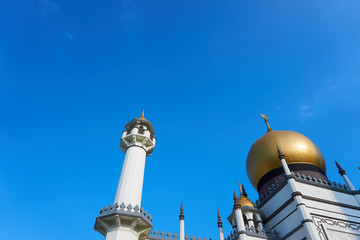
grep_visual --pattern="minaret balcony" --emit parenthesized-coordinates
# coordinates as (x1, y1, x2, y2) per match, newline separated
(120, 133, 156, 156)
(94, 203, 153, 240)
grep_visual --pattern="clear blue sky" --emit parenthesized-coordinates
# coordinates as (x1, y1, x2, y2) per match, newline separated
(1, 0, 360, 239)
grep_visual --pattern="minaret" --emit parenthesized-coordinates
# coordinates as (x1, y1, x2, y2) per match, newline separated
(114, 110, 156, 207)
(94, 111, 156, 240)
(179, 203, 185, 240)
(217, 210, 224, 240)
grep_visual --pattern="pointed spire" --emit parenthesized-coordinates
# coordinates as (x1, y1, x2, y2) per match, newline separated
(139, 109, 146, 120)
(335, 161, 346, 175)
(234, 190, 239, 199)
(233, 191, 241, 209)
(260, 113, 274, 133)
(277, 145, 285, 159)
(217, 210, 223, 228)
(238, 182, 243, 196)
(179, 202, 184, 220)
(242, 185, 248, 198)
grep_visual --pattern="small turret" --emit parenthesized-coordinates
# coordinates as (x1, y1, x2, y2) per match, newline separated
(179, 203, 185, 240)
(217, 210, 224, 240)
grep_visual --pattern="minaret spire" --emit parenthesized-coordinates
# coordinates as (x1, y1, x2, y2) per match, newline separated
(335, 160, 346, 175)
(238, 182, 243, 196)
(242, 184, 248, 198)
(179, 202, 184, 220)
(233, 190, 241, 209)
(139, 109, 146, 120)
(179, 203, 185, 240)
(217, 210, 224, 240)
(217, 210, 222, 227)
(335, 161, 358, 193)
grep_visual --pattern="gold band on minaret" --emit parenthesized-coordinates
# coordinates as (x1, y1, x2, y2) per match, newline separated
(260, 113, 274, 133)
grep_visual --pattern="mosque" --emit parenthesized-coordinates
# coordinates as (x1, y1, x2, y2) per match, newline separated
(94, 112, 360, 240)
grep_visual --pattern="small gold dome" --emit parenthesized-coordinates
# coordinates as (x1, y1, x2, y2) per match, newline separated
(239, 195, 255, 207)
(246, 130, 326, 190)
(237, 183, 256, 207)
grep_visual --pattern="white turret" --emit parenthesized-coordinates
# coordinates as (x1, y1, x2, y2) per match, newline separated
(94, 111, 156, 240)
(217, 210, 224, 240)
(179, 203, 185, 240)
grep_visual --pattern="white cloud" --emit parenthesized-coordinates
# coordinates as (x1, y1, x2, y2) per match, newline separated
(299, 105, 313, 117)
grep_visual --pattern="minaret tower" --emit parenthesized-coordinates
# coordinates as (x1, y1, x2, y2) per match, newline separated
(114, 110, 156, 207)
(94, 111, 156, 240)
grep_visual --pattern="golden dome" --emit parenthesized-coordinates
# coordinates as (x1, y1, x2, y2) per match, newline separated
(246, 119, 326, 190)
(239, 195, 256, 207)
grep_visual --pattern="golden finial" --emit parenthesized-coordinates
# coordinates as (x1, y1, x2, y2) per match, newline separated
(260, 113, 274, 133)
(238, 182, 243, 196)
(139, 109, 146, 120)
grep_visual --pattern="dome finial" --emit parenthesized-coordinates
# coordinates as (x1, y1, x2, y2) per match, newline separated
(238, 182, 243, 196)
(260, 113, 274, 133)
(139, 109, 146, 120)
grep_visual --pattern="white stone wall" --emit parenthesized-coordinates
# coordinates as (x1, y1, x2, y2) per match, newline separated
(259, 179, 360, 239)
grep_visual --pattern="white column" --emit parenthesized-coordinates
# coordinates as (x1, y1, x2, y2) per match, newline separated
(342, 174, 360, 205)
(244, 212, 255, 228)
(343, 174, 356, 190)
(254, 213, 264, 232)
(114, 146, 147, 207)
(234, 209, 246, 232)
(179, 219, 185, 240)
(234, 208, 247, 240)
(218, 227, 224, 240)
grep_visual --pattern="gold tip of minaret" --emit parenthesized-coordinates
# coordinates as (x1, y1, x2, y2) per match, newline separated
(238, 182, 243, 196)
(260, 113, 274, 133)
(139, 109, 146, 120)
